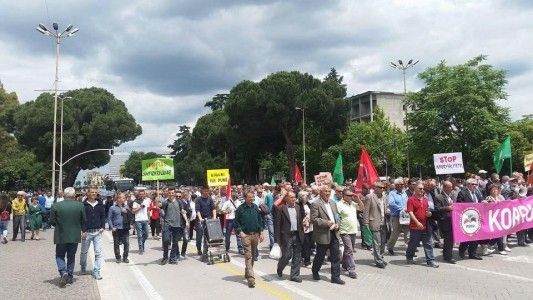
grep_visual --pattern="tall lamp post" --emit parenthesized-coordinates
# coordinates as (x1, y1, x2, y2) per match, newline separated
(390, 59, 418, 178)
(36, 22, 79, 200)
(296, 107, 306, 184)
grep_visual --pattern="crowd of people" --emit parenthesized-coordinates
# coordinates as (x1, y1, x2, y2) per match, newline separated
(0, 169, 532, 288)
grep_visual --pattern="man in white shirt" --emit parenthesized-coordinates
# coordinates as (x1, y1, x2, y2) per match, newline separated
(132, 190, 151, 255)
(222, 191, 243, 253)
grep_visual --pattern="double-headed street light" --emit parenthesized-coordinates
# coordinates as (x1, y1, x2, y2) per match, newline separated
(391, 59, 418, 178)
(295, 107, 306, 184)
(36, 22, 79, 199)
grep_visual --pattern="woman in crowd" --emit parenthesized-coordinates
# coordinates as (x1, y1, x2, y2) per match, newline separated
(28, 196, 43, 240)
(298, 190, 314, 266)
(0, 194, 11, 244)
(484, 185, 509, 255)
(148, 193, 162, 240)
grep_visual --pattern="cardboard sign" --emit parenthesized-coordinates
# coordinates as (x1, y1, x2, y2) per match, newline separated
(207, 169, 230, 187)
(314, 172, 332, 186)
(433, 152, 464, 175)
(141, 158, 174, 181)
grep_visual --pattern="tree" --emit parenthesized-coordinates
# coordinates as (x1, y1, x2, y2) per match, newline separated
(405, 56, 510, 173)
(0, 82, 19, 132)
(204, 93, 229, 111)
(12, 87, 142, 186)
(322, 109, 408, 179)
(122, 151, 160, 184)
(168, 125, 191, 159)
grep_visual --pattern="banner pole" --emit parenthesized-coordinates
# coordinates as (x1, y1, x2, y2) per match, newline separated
(157, 180, 160, 200)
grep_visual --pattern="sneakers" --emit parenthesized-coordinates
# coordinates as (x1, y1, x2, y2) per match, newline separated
(59, 273, 69, 288)
(504, 246, 511, 252)
(427, 262, 439, 268)
(123, 258, 130, 263)
(499, 250, 508, 255)
(66, 276, 73, 286)
(116, 258, 122, 263)
(93, 273, 102, 280)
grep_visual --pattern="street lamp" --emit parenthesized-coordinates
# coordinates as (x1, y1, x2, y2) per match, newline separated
(58, 95, 73, 192)
(390, 58, 418, 178)
(295, 107, 306, 184)
(36, 22, 79, 199)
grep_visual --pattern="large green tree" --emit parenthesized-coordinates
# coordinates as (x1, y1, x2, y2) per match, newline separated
(12, 87, 142, 186)
(405, 55, 510, 174)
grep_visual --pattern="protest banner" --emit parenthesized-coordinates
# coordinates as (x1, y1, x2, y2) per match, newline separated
(524, 152, 533, 171)
(207, 169, 230, 187)
(314, 172, 332, 186)
(141, 158, 174, 181)
(433, 152, 464, 175)
(452, 196, 533, 243)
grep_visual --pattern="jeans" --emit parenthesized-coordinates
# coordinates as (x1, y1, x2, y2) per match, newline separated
(263, 214, 275, 250)
(341, 233, 357, 272)
(12, 215, 25, 241)
(371, 226, 387, 265)
(56, 243, 78, 277)
(406, 226, 435, 263)
(225, 219, 242, 252)
(80, 231, 103, 274)
(387, 216, 409, 251)
(0, 220, 8, 238)
(312, 234, 341, 280)
(112, 229, 129, 260)
(162, 224, 183, 261)
(135, 221, 149, 252)
(277, 233, 302, 279)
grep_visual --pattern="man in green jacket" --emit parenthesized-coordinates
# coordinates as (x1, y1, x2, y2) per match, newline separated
(49, 187, 86, 288)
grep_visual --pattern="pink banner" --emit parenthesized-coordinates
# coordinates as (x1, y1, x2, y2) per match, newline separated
(452, 196, 533, 243)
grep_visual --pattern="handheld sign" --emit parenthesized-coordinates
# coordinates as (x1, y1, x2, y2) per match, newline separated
(141, 158, 175, 181)
(207, 169, 230, 187)
(433, 152, 464, 175)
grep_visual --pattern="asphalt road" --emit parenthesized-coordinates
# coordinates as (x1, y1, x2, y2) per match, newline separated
(2, 228, 533, 300)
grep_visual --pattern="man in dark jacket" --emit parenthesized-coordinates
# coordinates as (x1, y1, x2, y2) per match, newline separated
(456, 179, 484, 260)
(49, 187, 86, 287)
(80, 186, 106, 280)
(433, 181, 456, 263)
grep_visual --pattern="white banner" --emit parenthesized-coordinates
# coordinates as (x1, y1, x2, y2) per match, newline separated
(433, 152, 465, 175)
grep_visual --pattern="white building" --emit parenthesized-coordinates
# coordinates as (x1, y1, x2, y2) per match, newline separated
(107, 152, 130, 179)
(350, 91, 406, 129)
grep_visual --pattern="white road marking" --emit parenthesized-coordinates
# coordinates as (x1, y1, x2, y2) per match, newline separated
(449, 263, 533, 282)
(101, 231, 164, 300)
(503, 255, 533, 264)
(229, 259, 323, 300)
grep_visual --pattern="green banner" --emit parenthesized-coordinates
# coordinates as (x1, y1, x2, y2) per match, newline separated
(141, 158, 174, 181)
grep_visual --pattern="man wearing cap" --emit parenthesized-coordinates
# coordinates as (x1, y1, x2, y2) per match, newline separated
(12, 191, 28, 242)
(363, 182, 389, 268)
(337, 189, 364, 278)
(387, 178, 409, 255)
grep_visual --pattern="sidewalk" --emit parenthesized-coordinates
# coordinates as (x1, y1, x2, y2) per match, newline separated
(0, 229, 100, 300)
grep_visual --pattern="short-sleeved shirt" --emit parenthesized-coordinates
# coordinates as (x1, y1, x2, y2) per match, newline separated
(196, 197, 215, 219)
(337, 200, 359, 234)
(406, 196, 429, 230)
(132, 198, 151, 221)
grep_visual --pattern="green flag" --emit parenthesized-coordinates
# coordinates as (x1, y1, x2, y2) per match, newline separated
(493, 136, 511, 173)
(333, 153, 344, 185)
(270, 176, 276, 186)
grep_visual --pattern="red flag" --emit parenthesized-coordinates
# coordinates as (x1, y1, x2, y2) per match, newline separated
(293, 164, 303, 184)
(226, 174, 231, 200)
(355, 146, 380, 191)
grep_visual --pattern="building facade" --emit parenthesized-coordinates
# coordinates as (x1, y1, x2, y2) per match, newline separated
(349, 91, 406, 129)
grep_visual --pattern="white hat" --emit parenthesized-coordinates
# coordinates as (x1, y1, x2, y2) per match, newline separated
(478, 170, 488, 174)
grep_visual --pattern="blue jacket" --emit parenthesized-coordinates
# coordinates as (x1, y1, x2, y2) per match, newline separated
(108, 204, 130, 230)
(388, 190, 408, 217)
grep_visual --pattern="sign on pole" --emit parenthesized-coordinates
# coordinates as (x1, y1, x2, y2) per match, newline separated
(207, 169, 230, 187)
(141, 158, 174, 181)
(314, 172, 333, 186)
(524, 152, 533, 171)
(433, 152, 464, 175)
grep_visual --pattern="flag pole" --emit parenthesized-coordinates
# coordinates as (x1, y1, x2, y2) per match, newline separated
(509, 136, 512, 176)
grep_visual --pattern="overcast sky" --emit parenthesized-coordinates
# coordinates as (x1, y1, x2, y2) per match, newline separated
(1, 0, 532, 155)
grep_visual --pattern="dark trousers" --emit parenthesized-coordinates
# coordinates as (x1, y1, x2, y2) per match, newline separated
(189, 219, 196, 240)
(12, 215, 25, 241)
(181, 225, 189, 256)
(302, 232, 314, 264)
(459, 241, 478, 257)
(224, 218, 242, 252)
(406, 226, 435, 263)
(196, 220, 208, 255)
(517, 230, 527, 245)
(439, 219, 453, 261)
(312, 234, 341, 280)
(150, 218, 161, 237)
(112, 229, 129, 260)
(163, 225, 183, 261)
(277, 233, 302, 279)
(490, 237, 505, 251)
(56, 243, 78, 277)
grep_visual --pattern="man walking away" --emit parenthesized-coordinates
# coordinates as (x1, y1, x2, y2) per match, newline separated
(49, 187, 86, 287)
